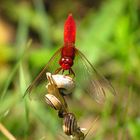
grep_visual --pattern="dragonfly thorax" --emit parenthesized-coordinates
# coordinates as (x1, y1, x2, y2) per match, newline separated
(59, 57, 73, 70)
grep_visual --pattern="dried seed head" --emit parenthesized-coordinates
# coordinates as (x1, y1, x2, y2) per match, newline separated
(63, 113, 77, 136)
(46, 73, 75, 95)
(45, 94, 62, 110)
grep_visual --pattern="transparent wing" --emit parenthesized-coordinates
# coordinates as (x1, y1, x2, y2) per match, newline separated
(23, 48, 62, 100)
(73, 48, 116, 103)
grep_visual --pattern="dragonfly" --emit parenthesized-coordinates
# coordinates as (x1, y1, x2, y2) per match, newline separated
(24, 13, 116, 103)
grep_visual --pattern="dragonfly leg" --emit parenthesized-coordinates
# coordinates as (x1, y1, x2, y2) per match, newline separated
(69, 68, 75, 77)
(55, 67, 62, 74)
(62, 69, 64, 74)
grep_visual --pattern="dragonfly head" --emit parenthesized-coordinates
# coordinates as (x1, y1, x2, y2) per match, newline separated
(59, 57, 73, 70)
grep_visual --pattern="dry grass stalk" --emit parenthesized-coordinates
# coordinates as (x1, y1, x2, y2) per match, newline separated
(0, 123, 16, 140)
(45, 73, 85, 140)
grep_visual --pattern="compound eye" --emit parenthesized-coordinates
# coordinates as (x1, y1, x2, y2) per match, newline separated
(61, 58, 65, 62)
(59, 58, 65, 65)
(66, 58, 69, 62)
(67, 58, 73, 65)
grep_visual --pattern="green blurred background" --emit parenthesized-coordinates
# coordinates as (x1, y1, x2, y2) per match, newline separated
(0, 0, 140, 139)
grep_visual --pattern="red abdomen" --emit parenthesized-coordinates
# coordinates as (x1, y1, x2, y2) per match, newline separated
(64, 13, 76, 45)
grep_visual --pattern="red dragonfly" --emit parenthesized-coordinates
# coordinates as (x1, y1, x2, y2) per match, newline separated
(24, 14, 116, 103)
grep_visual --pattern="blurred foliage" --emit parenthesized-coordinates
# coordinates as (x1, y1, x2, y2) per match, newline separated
(0, 0, 140, 139)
